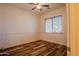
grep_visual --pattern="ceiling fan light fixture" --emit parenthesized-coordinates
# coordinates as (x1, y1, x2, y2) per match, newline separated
(29, 3, 50, 11)
(36, 5, 41, 9)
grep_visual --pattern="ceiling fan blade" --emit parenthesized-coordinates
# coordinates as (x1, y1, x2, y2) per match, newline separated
(37, 3, 39, 5)
(42, 5, 49, 7)
(29, 3, 36, 5)
(32, 7, 36, 10)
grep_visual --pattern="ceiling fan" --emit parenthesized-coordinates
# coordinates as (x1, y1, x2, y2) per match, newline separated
(29, 3, 50, 11)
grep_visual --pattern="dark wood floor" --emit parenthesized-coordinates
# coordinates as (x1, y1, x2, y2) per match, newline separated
(4, 40, 67, 56)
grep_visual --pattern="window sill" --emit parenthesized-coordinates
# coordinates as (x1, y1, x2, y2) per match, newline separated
(44, 32, 64, 34)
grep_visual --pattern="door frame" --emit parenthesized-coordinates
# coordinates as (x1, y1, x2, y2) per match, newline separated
(66, 3, 79, 56)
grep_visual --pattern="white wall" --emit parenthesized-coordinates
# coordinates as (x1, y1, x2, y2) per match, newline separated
(0, 5, 3, 48)
(0, 4, 39, 48)
(0, 4, 67, 49)
(39, 6, 67, 45)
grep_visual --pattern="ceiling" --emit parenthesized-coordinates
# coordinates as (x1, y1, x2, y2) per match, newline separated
(6, 3, 65, 15)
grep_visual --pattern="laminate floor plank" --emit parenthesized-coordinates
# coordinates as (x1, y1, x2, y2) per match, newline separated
(4, 40, 67, 56)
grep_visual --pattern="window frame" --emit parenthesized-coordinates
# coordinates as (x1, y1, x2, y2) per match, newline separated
(44, 15, 63, 33)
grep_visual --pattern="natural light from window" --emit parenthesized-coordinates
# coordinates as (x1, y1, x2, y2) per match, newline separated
(45, 16, 62, 33)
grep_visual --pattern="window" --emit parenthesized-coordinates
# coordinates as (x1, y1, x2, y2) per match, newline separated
(45, 16, 62, 32)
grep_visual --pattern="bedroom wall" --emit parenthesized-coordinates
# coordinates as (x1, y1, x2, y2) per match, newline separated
(0, 5, 3, 48)
(39, 6, 67, 45)
(0, 4, 39, 48)
(0, 4, 67, 49)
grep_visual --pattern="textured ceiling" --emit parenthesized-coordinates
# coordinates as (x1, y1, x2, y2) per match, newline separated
(5, 3, 65, 14)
